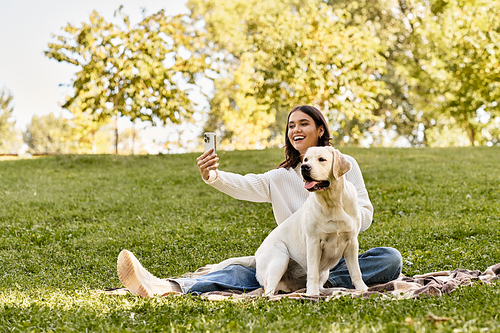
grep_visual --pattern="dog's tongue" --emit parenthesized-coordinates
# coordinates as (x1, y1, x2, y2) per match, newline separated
(304, 180, 319, 190)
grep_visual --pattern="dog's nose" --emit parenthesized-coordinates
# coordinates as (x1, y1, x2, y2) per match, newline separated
(301, 164, 311, 172)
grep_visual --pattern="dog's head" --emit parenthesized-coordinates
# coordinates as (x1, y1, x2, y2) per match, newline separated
(300, 146, 351, 192)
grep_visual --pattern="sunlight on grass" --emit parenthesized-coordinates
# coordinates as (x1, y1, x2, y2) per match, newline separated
(1, 147, 499, 331)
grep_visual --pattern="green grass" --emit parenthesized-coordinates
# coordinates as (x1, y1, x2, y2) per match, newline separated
(1, 147, 499, 332)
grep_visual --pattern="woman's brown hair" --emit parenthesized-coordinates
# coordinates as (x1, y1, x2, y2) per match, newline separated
(278, 105, 332, 169)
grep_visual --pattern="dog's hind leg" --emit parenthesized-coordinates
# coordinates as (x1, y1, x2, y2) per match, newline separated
(257, 251, 289, 297)
(208, 256, 256, 273)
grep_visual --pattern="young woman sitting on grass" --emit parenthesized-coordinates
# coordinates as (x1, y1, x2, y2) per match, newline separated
(117, 105, 403, 297)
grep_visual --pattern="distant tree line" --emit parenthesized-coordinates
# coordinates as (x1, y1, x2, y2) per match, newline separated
(193, 0, 500, 147)
(1, 0, 499, 154)
(0, 88, 22, 154)
(0, 87, 142, 155)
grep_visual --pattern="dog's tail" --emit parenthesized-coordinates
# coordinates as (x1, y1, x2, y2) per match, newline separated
(208, 256, 256, 273)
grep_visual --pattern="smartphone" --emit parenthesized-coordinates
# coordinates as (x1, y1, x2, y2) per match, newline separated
(204, 132, 216, 154)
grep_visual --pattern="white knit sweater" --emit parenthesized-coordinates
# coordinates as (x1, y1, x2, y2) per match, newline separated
(205, 154, 373, 232)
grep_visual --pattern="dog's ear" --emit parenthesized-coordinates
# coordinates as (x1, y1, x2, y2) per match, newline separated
(332, 148, 351, 179)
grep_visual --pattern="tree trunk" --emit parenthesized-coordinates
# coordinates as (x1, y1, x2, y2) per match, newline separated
(466, 124, 476, 147)
(92, 131, 96, 154)
(463, 112, 476, 146)
(115, 115, 119, 154)
(132, 121, 136, 155)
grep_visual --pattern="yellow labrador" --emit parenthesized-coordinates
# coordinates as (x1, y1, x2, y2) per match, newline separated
(210, 146, 368, 296)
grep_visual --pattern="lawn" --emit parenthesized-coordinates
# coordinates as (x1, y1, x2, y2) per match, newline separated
(0, 147, 499, 332)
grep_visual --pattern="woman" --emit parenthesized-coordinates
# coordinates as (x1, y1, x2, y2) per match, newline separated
(117, 105, 402, 297)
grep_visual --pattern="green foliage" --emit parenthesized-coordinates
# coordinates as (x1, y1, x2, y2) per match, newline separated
(426, 0, 500, 146)
(22, 112, 114, 155)
(70, 111, 114, 154)
(23, 113, 74, 154)
(45, 7, 211, 127)
(196, 0, 500, 147)
(0, 88, 21, 154)
(43, 1, 500, 148)
(326, 0, 422, 145)
(0, 148, 499, 331)
(378, 0, 500, 146)
(193, 0, 390, 147)
(391, 0, 500, 146)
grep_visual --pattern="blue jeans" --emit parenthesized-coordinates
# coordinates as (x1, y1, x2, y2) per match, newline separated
(173, 247, 402, 295)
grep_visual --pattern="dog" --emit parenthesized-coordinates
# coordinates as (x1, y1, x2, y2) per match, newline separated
(209, 146, 368, 296)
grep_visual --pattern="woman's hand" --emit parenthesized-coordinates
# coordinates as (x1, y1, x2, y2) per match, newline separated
(197, 149, 219, 180)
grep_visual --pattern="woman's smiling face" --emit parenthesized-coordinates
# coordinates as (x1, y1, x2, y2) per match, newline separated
(287, 111, 324, 159)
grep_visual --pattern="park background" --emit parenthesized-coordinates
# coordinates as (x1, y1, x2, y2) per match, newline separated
(1, 0, 499, 155)
(1, 1, 500, 331)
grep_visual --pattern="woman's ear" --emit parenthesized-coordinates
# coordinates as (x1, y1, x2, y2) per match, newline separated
(319, 125, 325, 138)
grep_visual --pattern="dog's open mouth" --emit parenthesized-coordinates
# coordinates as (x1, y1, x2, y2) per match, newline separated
(303, 177, 330, 192)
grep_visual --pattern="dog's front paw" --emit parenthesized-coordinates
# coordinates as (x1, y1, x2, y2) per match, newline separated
(263, 289, 277, 297)
(354, 281, 369, 292)
(305, 288, 320, 296)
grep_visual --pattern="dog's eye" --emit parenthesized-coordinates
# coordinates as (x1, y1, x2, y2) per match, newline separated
(319, 157, 327, 162)
(304, 158, 308, 162)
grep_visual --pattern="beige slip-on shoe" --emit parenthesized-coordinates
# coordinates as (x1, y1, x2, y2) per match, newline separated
(117, 249, 182, 298)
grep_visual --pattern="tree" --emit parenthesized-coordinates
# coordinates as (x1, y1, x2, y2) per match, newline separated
(327, 0, 500, 147)
(190, 0, 390, 148)
(24, 113, 74, 154)
(45, 7, 211, 153)
(0, 88, 21, 154)
(117, 122, 144, 154)
(420, 0, 500, 146)
(324, 0, 423, 146)
(70, 105, 112, 154)
(366, 0, 500, 146)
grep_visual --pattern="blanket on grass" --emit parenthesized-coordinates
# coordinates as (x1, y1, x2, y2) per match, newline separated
(100, 263, 500, 302)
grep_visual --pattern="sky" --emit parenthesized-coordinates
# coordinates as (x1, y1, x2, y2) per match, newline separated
(0, 0, 195, 153)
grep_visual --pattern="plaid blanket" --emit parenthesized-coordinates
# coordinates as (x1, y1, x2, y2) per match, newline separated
(100, 263, 500, 301)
